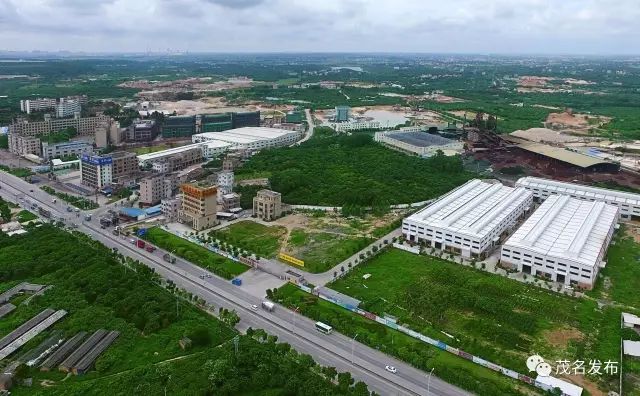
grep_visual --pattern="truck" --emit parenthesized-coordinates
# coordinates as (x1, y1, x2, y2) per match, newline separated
(261, 301, 275, 312)
(38, 207, 51, 219)
(162, 253, 176, 264)
(136, 239, 145, 249)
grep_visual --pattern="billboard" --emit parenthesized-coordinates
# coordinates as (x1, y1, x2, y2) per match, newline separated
(81, 154, 112, 166)
(278, 252, 305, 267)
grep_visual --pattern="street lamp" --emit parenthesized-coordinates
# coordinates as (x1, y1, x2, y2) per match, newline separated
(427, 367, 435, 396)
(351, 333, 359, 364)
(292, 306, 299, 335)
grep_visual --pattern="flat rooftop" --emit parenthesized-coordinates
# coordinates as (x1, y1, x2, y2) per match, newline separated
(517, 176, 640, 207)
(193, 127, 297, 144)
(137, 143, 204, 163)
(387, 131, 455, 147)
(504, 194, 619, 268)
(406, 179, 532, 240)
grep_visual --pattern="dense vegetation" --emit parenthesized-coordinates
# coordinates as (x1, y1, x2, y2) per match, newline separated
(236, 134, 474, 206)
(40, 185, 99, 210)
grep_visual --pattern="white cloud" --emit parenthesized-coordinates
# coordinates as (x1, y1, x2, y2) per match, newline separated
(0, 0, 638, 54)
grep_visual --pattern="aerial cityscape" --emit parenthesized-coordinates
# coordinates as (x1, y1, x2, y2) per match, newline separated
(0, 1, 639, 396)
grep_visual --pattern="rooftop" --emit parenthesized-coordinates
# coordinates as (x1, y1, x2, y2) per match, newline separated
(406, 179, 532, 240)
(193, 127, 297, 144)
(504, 195, 619, 268)
(386, 131, 455, 147)
(257, 189, 281, 198)
(137, 143, 206, 163)
(503, 136, 617, 169)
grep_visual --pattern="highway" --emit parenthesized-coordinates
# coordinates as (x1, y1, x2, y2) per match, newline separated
(0, 173, 471, 396)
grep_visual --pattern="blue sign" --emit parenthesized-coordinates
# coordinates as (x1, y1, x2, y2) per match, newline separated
(81, 154, 112, 166)
(137, 228, 147, 236)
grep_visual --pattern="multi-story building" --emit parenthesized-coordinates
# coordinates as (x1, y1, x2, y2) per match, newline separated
(95, 120, 123, 148)
(501, 195, 619, 289)
(161, 197, 182, 222)
(20, 98, 57, 114)
(41, 141, 93, 161)
(191, 127, 302, 151)
(147, 145, 203, 173)
(55, 98, 81, 118)
(402, 179, 533, 259)
(161, 116, 196, 138)
(200, 113, 233, 132)
(80, 154, 113, 189)
(126, 120, 159, 142)
(334, 106, 350, 122)
(221, 193, 241, 211)
(515, 176, 640, 221)
(109, 151, 139, 182)
(8, 134, 41, 156)
(253, 189, 282, 221)
(331, 120, 381, 132)
(232, 111, 260, 129)
(139, 173, 178, 206)
(9, 114, 111, 137)
(216, 171, 234, 195)
(179, 183, 218, 230)
(222, 156, 242, 171)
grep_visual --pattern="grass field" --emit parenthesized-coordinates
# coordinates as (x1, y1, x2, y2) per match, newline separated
(283, 228, 373, 273)
(210, 220, 287, 258)
(327, 248, 630, 393)
(142, 227, 248, 279)
(16, 209, 38, 222)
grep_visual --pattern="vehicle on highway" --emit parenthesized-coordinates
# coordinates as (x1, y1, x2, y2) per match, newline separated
(315, 321, 333, 335)
(84, 214, 92, 221)
(261, 301, 275, 312)
(136, 240, 145, 249)
(129, 238, 136, 244)
(29, 189, 33, 193)
(66, 206, 72, 212)
(162, 253, 176, 264)
(385, 366, 397, 374)
(199, 274, 205, 279)
(250, 304, 258, 311)
(74, 208, 80, 213)
(52, 198, 56, 203)
(145, 245, 156, 252)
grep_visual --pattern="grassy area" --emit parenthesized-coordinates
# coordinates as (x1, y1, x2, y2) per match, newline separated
(328, 248, 629, 393)
(142, 227, 248, 279)
(40, 185, 99, 210)
(273, 283, 530, 396)
(283, 229, 373, 273)
(210, 220, 286, 258)
(16, 209, 38, 222)
(0, 165, 34, 178)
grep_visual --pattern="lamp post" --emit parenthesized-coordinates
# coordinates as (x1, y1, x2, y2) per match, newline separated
(292, 306, 299, 335)
(427, 367, 434, 396)
(351, 333, 359, 364)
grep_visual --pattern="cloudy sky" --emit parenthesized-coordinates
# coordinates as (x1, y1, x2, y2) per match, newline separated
(1, 0, 639, 54)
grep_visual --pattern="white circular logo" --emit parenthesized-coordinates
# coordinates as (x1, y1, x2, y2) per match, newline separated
(536, 362, 552, 377)
(526, 355, 544, 372)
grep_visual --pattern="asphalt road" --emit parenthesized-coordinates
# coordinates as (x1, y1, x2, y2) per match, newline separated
(0, 173, 471, 396)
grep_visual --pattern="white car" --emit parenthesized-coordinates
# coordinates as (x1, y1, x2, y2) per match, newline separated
(385, 365, 397, 374)
(250, 304, 258, 311)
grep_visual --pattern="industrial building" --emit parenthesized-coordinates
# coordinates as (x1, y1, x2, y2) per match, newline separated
(126, 120, 159, 142)
(94, 120, 123, 148)
(191, 127, 302, 150)
(8, 134, 41, 156)
(162, 115, 197, 138)
(137, 142, 229, 170)
(516, 176, 640, 220)
(402, 179, 533, 258)
(232, 111, 260, 129)
(253, 189, 282, 221)
(201, 113, 232, 132)
(41, 140, 93, 161)
(80, 154, 113, 189)
(331, 120, 381, 132)
(179, 183, 218, 230)
(9, 114, 112, 137)
(374, 130, 464, 157)
(139, 173, 178, 206)
(334, 106, 350, 122)
(501, 195, 619, 289)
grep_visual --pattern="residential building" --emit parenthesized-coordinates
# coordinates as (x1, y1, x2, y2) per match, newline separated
(374, 130, 464, 157)
(109, 151, 139, 182)
(222, 156, 242, 171)
(192, 127, 302, 151)
(20, 98, 57, 114)
(8, 134, 41, 156)
(253, 189, 282, 221)
(402, 179, 533, 259)
(161, 116, 196, 138)
(516, 176, 640, 220)
(94, 120, 122, 148)
(9, 114, 111, 137)
(41, 141, 93, 161)
(126, 120, 158, 142)
(55, 98, 81, 118)
(217, 171, 234, 195)
(179, 183, 218, 230)
(161, 197, 182, 221)
(500, 195, 619, 289)
(335, 106, 350, 122)
(221, 193, 241, 211)
(139, 173, 178, 206)
(149, 146, 203, 173)
(137, 142, 225, 169)
(80, 154, 113, 189)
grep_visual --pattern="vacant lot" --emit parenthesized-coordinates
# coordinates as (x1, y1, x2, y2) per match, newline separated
(210, 221, 287, 258)
(328, 248, 628, 394)
(143, 227, 248, 279)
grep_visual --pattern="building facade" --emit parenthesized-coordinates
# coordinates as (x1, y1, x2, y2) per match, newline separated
(139, 173, 178, 206)
(221, 193, 241, 211)
(501, 195, 619, 289)
(161, 197, 182, 222)
(8, 135, 41, 156)
(109, 151, 139, 182)
(402, 179, 533, 259)
(80, 154, 113, 189)
(161, 116, 196, 138)
(55, 98, 81, 118)
(335, 106, 350, 122)
(216, 171, 234, 195)
(232, 111, 260, 129)
(253, 189, 282, 221)
(41, 141, 93, 161)
(9, 114, 111, 137)
(20, 98, 57, 114)
(179, 183, 218, 230)
(331, 120, 382, 132)
(191, 127, 302, 151)
(126, 120, 159, 142)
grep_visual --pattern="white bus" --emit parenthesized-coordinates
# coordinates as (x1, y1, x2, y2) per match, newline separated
(315, 321, 333, 335)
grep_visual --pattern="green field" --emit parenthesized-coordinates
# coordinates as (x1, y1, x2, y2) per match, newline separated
(327, 248, 632, 394)
(284, 229, 373, 273)
(142, 227, 248, 279)
(0, 165, 34, 178)
(210, 220, 287, 258)
(16, 209, 38, 223)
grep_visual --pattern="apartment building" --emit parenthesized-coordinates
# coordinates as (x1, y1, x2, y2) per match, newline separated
(217, 171, 234, 195)
(253, 189, 282, 221)
(80, 154, 113, 189)
(41, 141, 93, 161)
(20, 98, 57, 114)
(8, 134, 41, 156)
(109, 151, 139, 182)
(149, 146, 203, 173)
(55, 98, 81, 118)
(161, 197, 182, 222)
(179, 183, 218, 230)
(139, 173, 178, 206)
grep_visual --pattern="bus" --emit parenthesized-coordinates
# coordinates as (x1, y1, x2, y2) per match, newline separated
(315, 322, 333, 335)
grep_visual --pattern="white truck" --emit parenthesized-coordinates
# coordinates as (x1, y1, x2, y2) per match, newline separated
(261, 301, 275, 312)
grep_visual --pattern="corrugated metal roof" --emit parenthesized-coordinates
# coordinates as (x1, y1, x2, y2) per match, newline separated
(512, 140, 615, 168)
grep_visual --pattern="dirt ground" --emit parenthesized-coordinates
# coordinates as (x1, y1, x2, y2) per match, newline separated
(558, 374, 605, 396)
(624, 221, 640, 243)
(543, 327, 584, 348)
(545, 111, 611, 133)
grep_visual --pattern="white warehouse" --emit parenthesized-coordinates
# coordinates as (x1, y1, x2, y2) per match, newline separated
(500, 194, 619, 289)
(402, 179, 533, 259)
(191, 127, 302, 150)
(516, 176, 640, 220)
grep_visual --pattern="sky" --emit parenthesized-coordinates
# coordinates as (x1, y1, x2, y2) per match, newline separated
(0, 0, 639, 55)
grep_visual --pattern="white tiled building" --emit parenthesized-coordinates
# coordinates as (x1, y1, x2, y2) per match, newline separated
(500, 195, 619, 289)
(516, 176, 640, 220)
(402, 179, 533, 258)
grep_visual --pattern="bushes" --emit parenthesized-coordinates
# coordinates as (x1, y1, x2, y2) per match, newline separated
(40, 185, 99, 210)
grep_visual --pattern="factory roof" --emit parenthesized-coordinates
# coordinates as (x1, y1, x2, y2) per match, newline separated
(503, 136, 616, 169)
(516, 176, 640, 207)
(193, 127, 297, 144)
(504, 195, 619, 268)
(406, 179, 532, 240)
(137, 143, 205, 163)
(385, 131, 455, 147)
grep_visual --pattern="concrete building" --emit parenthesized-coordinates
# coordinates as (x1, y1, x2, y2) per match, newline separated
(20, 98, 57, 114)
(41, 140, 93, 161)
(9, 114, 111, 137)
(200, 113, 232, 132)
(161, 197, 182, 221)
(80, 154, 113, 189)
(179, 183, 218, 230)
(217, 171, 234, 195)
(516, 176, 640, 221)
(402, 179, 533, 259)
(137, 142, 227, 169)
(8, 134, 41, 156)
(55, 98, 81, 118)
(109, 151, 139, 182)
(162, 116, 196, 138)
(331, 120, 382, 132)
(232, 111, 260, 129)
(94, 120, 122, 148)
(139, 173, 178, 206)
(253, 189, 282, 221)
(150, 146, 203, 173)
(222, 156, 242, 171)
(335, 106, 350, 122)
(501, 195, 619, 289)
(202, 141, 232, 158)
(221, 192, 241, 211)
(192, 127, 301, 151)
(374, 130, 464, 157)
(126, 120, 159, 142)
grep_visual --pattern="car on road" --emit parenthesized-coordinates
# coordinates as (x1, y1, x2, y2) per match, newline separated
(52, 198, 57, 203)
(250, 304, 258, 311)
(199, 274, 205, 279)
(29, 189, 33, 193)
(66, 206, 72, 212)
(385, 366, 397, 374)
